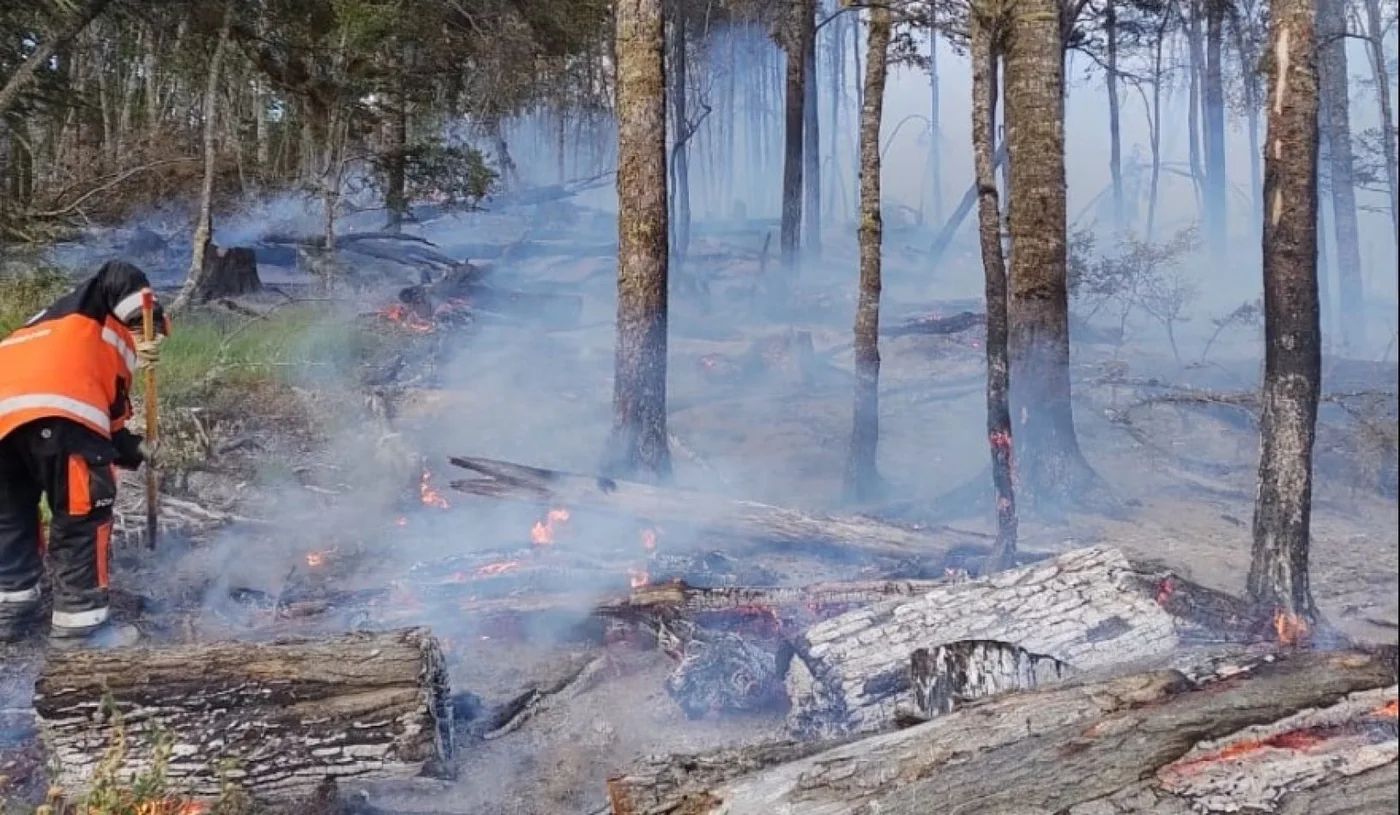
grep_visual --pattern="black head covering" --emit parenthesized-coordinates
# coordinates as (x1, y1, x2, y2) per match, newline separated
(29, 260, 169, 335)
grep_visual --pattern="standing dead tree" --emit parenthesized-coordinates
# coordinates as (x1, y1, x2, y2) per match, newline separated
(607, 0, 673, 483)
(779, 0, 814, 274)
(842, 0, 892, 503)
(1248, 0, 1323, 626)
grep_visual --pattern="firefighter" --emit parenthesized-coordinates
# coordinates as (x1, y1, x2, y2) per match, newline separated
(0, 260, 169, 648)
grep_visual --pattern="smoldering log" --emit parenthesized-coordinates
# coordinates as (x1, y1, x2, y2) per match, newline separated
(786, 546, 1180, 738)
(605, 649, 1399, 815)
(34, 627, 455, 803)
(447, 455, 979, 560)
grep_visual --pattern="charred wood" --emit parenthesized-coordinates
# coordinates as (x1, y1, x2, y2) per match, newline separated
(446, 454, 977, 560)
(33, 627, 455, 803)
(880, 310, 984, 338)
(606, 648, 1398, 815)
(909, 639, 1071, 718)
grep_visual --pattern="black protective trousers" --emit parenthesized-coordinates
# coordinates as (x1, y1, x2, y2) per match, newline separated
(0, 417, 116, 627)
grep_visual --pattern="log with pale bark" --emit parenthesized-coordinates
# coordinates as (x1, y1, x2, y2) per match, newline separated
(446, 455, 977, 560)
(33, 627, 454, 803)
(786, 546, 1181, 737)
(606, 648, 1399, 815)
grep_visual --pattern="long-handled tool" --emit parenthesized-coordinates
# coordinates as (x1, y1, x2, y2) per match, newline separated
(140, 288, 159, 550)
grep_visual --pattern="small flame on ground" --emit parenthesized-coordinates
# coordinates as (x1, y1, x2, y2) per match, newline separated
(1371, 699, 1398, 719)
(1169, 728, 1329, 774)
(1273, 609, 1310, 647)
(381, 303, 435, 333)
(531, 508, 571, 545)
(420, 468, 450, 509)
(628, 567, 650, 589)
(305, 550, 330, 567)
(131, 799, 206, 815)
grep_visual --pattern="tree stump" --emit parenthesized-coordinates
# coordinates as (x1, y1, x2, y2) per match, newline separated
(194, 243, 261, 301)
(33, 627, 454, 803)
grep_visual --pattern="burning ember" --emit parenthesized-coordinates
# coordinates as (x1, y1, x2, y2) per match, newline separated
(304, 548, 336, 568)
(628, 567, 651, 589)
(420, 468, 450, 509)
(1273, 609, 1310, 647)
(530, 508, 571, 545)
(381, 303, 435, 333)
(1371, 699, 1398, 719)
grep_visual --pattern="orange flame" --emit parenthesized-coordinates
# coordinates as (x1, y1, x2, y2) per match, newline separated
(628, 567, 651, 589)
(420, 468, 450, 509)
(1371, 699, 1398, 719)
(1273, 609, 1310, 647)
(530, 508, 571, 545)
(381, 304, 435, 333)
(305, 551, 329, 567)
(1170, 728, 1329, 773)
(134, 799, 206, 815)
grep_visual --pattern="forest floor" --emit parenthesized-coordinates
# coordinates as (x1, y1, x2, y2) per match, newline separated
(0, 201, 1396, 814)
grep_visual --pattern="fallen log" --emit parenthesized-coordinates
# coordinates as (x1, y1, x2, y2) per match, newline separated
(446, 455, 974, 561)
(880, 310, 984, 338)
(33, 627, 455, 804)
(785, 546, 1180, 737)
(606, 648, 1399, 815)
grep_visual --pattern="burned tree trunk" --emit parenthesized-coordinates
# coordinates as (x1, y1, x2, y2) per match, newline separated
(1003, 0, 1106, 510)
(970, 0, 1018, 569)
(384, 67, 410, 233)
(1317, 0, 1365, 353)
(1248, 0, 1323, 624)
(34, 628, 454, 803)
(803, 9, 821, 258)
(779, 0, 811, 272)
(607, 0, 672, 482)
(1106, 0, 1123, 230)
(608, 649, 1399, 815)
(785, 547, 1180, 737)
(175, 2, 232, 313)
(842, 2, 890, 504)
(191, 244, 261, 301)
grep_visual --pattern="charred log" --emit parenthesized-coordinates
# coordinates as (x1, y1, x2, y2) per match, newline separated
(880, 310, 983, 338)
(447, 454, 981, 560)
(33, 627, 454, 803)
(909, 639, 1071, 718)
(606, 648, 1398, 815)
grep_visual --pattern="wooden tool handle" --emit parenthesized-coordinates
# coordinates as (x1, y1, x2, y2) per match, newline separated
(141, 289, 159, 550)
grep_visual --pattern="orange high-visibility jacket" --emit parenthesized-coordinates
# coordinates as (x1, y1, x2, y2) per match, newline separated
(0, 311, 138, 441)
(0, 261, 166, 443)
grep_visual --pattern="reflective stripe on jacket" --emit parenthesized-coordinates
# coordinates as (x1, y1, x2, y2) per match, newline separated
(0, 312, 137, 441)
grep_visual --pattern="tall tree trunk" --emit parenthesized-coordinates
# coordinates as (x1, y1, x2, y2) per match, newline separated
(1105, 0, 1123, 230)
(668, 10, 691, 262)
(1145, 8, 1170, 240)
(1316, 0, 1365, 353)
(928, 15, 944, 224)
(174, 3, 233, 312)
(1248, 0, 1322, 623)
(850, 10, 862, 221)
(384, 59, 409, 233)
(803, 11, 821, 257)
(1203, 0, 1229, 253)
(607, 0, 672, 483)
(827, 12, 844, 222)
(842, 2, 890, 503)
(1186, 2, 1207, 215)
(970, 2, 1018, 569)
(1231, 0, 1264, 227)
(1360, 0, 1398, 244)
(1003, 0, 1105, 511)
(780, 0, 812, 272)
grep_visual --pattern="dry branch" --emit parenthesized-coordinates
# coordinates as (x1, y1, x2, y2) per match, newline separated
(606, 648, 1399, 815)
(446, 455, 970, 560)
(34, 627, 454, 803)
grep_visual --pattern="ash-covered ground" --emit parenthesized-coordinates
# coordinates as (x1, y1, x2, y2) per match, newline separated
(2, 194, 1396, 814)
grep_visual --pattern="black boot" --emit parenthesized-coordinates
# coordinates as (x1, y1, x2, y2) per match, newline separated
(48, 610, 139, 651)
(0, 587, 41, 644)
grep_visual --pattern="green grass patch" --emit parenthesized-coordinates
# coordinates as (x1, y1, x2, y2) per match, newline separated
(0, 265, 72, 335)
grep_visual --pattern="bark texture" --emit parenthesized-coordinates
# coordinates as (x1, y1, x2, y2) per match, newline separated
(1317, 0, 1365, 352)
(803, 13, 820, 257)
(1203, 0, 1228, 253)
(785, 546, 1180, 737)
(447, 454, 976, 560)
(176, 3, 233, 313)
(607, 650, 1398, 815)
(970, 1, 1018, 568)
(33, 628, 454, 803)
(1002, 0, 1101, 509)
(909, 639, 1070, 717)
(842, 3, 890, 503)
(779, 0, 811, 272)
(191, 244, 262, 302)
(609, 0, 672, 482)
(1248, 0, 1322, 623)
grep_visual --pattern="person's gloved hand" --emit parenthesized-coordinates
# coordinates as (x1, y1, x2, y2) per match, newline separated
(112, 431, 151, 470)
(134, 335, 163, 369)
